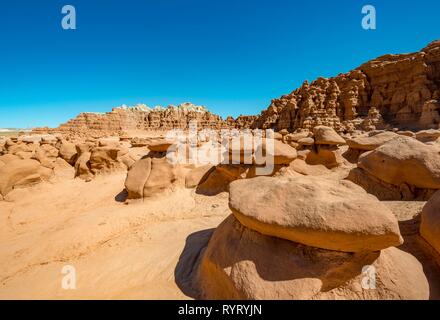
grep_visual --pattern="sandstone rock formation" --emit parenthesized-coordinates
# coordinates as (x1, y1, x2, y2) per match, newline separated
(420, 190, 440, 255)
(0, 159, 48, 197)
(253, 41, 440, 132)
(229, 176, 402, 252)
(36, 103, 257, 137)
(198, 215, 428, 300)
(346, 131, 399, 151)
(348, 136, 440, 200)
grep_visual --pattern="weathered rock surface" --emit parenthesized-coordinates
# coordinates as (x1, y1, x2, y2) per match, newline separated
(357, 136, 440, 189)
(313, 126, 346, 145)
(124, 155, 179, 199)
(198, 215, 428, 300)
(253, 41, 440, 132)
(229, 176, 402, 252)
(0, 159, 44, 196)
(346, 132, 399, 151)
(347, 167, 437, 201)
(420, 191, 440, 255)
(254, 139, 297, 165)
(185, 165, 215, 189)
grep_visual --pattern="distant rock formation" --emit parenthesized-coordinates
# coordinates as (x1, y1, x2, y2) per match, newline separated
(34, 102, 258, 137)
(254, 40, 440, 132)
(33, 40, 440, 135)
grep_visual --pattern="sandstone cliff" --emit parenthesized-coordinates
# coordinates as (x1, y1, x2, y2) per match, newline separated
(254, 40, 440, 132)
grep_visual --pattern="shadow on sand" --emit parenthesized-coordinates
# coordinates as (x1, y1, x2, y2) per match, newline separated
(174, 228, 215, 299)
(114, 189, 128, 202)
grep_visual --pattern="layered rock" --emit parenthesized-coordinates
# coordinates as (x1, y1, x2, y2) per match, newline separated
(198, 175, 428, 300)
(420, 191, 440, 254)
(229, 176, 402, 252)
(253, 40, 440, 132)
(198, 215, 428, 300)
(40, 103, 243, 136)
(347, 136, 440, 200)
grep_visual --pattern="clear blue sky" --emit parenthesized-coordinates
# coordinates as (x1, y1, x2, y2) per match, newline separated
(0, 0, 439, 128)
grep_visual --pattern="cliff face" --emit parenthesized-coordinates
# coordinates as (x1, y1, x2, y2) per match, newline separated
(254, 40, 440, 132)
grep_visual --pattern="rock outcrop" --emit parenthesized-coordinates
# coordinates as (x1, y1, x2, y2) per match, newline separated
(199, 216, 428, 300)
(229, 176, 402, 252)
(420, 191, 440, 255)
(36, 103, 256, 137)
(253, 40, 440, 132)
(348, 136, 440, 200)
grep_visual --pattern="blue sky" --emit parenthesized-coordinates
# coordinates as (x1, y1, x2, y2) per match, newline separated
(0, 0, 439, 128)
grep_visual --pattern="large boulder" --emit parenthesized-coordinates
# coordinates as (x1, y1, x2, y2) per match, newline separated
(346, 167, 437, 201)
(358, 136, 440, 189)
(89, 146, 127, 174)
(346, 132, 399, 151)
(198, 215, 428, 300)
(0, 154, 20, 164)
(313, 126, 346, 145)
(285, 131, 310, 142)
(420, 191, 440, 255)
(74, 152, 92, 180)
(0, 159, 44, 196)
(143, 157, 177, 196)
(254, 139, 297, 165)
(125, 157, 151, 199)
(147, 139, 174, 153)
(59, 141, 78, 165)
(416, 129, 440, 143)
(229, 176, 402, 252)
(305, 145, 345, 169)
(124, 156, 178, 199)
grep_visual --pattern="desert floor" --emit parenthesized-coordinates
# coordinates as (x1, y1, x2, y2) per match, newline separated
(0, 172, 229, 299)
(1, 171, 440, 300)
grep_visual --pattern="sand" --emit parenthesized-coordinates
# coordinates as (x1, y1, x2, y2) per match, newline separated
(1, 171, 440, 299)
(0, 172, 229, 299)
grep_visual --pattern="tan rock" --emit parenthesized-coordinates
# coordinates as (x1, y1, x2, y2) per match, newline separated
(420, 191, 440, 254)
(143, 157, 177, 197)
(0, 154, 20, 164)
(305, 145, 345, 169)
(53, 158, 75, 180)
(125, 157, 151, 199)
(185, 165, 215, 188)
(59, 141, 77, 165)
(74, 152, 92, 180)
(346, 132, 398, 151)
(289, 159, 330, 176)
(147, 139, 175, 152)
(416, 129, 440, 143)
(298, 137, 314, 146)
(0, 159, 43, 196)
(358, 136, 440, 189)
(89, 146, 126, 174)
(313, 126, 346, 145)
(254, 139, 297, 165)
(198, 215, 428, 300)
(229, 176, 402, 252)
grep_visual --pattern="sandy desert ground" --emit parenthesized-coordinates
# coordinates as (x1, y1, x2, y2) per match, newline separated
(1, 158, 440, 299)
(0, 171, 229, 299)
